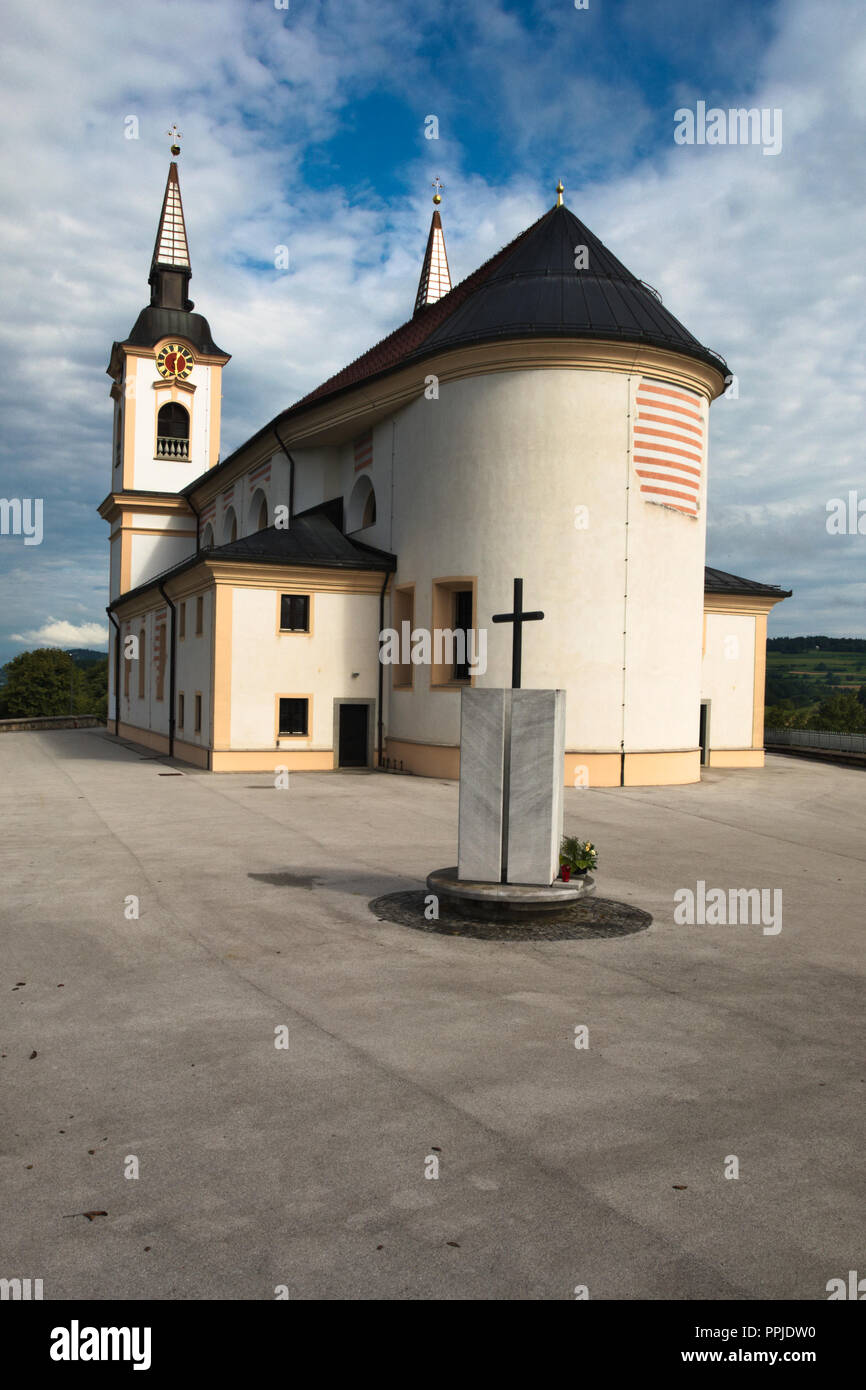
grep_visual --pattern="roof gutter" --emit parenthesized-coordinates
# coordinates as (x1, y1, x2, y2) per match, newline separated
(187, 491, 201, 551)
(106, 608, 121, 736)
(158, 582, 177, 759)
(377, 570, 389, 769)
(272, 424, 295, 522)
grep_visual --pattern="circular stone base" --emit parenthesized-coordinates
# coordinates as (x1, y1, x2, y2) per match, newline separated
(368, 889, 652, 942)
(426, 865, 595, 917)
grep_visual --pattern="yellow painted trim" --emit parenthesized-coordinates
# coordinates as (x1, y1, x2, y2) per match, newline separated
(267, 339, 730, 451)
(703, 592, 788, 616)
(174, 737, 210, 768)
(206, 562, 389, 593)
(208, 364, 222, 469)
(753, 612, 767, 749)
(274, 692, 313, 741)
(709, 748, 766, 767)
(210, 749, 334, 772)
(118, 525, 197, 538)
(98, 493, 195, 522)
(121, 369, 136, 490)
(151, 378, 195, 396)
(185, 340, 726, 508)
(391, 582, 415, 691)
(384, 739, 460, 779)
(385, 743, 702, 786)
(564, 752, 623, 789)
(275, 589, 314, 637)
(137, 625, 146, 699)
(212, 588, 232, 747)
(116, 722, 167, 754)
(623, 750, 701, 786)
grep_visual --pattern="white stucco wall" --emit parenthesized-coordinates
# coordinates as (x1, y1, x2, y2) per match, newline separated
(126, 351, 217, 493)
(129, 525, 196, 592)
(229, 586, 380, 750)
(383, 367, 710, 754)
(701, 613, 756, 749)
(175, 589, 215, 747)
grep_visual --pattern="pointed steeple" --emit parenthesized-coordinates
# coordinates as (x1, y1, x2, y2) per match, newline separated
(414, 180, 452, 314)
(149, 162, 193, 312)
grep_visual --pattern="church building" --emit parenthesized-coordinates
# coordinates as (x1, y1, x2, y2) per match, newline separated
(100, 158, 790, 785)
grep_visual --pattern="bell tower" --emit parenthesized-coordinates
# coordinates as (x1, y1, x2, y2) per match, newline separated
(100, 130, 230, 602)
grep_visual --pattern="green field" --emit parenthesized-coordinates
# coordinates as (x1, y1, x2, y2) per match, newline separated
(767, 650, 866, 686)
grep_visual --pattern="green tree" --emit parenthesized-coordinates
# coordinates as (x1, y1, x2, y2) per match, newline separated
(0, 648, 88, 718)
(80, 657, 108, 719)
(808, 691, 866, 733)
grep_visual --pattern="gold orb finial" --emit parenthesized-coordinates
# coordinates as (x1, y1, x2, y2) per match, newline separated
(556, 179, 564, 206)
(168, 124, 182, 158)
(432, 176, 444, 205)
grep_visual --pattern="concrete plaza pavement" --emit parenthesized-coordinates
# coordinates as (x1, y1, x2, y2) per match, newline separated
(1, 728, 863, 1300)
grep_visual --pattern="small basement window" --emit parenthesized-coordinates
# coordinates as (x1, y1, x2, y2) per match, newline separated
(280, 594, 310, 632)
(278, 697, 309, 736)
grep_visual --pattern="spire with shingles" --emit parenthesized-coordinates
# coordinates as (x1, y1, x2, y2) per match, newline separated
(149, 162, 193, 311)
(414, 181, 452, 313)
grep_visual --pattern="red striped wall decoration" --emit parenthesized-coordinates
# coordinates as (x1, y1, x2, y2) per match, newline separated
(249, 463, 271, 491)
(353, 430, 373, 471)
(632, 378, 705, 518)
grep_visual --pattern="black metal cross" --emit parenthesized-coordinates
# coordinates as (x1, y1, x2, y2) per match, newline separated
(491, 577, 544, 689)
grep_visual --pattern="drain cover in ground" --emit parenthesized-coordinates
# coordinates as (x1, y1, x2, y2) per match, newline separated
(368, 891, 652, 941)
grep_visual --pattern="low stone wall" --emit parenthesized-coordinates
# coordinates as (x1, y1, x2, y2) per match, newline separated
(0, 715, 105, 733)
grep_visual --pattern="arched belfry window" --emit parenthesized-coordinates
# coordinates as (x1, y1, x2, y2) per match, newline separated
(157, 402, 189, 459)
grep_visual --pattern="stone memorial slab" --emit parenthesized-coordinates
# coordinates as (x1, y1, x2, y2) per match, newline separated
(505, 688, 565, 885)
(457, 687, 506, 882)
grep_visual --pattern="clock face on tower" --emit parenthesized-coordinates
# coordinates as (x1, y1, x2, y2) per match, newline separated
(156, 343, 194, 380)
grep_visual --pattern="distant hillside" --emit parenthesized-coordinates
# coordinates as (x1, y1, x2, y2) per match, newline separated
(66, 648, 109, 668)
(768, 635, 866, 652)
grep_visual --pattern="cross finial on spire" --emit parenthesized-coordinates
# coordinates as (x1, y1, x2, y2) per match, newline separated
(432, 176, 444, 205)
(556, 179, 564, 207)
(168, 124, 182, 158)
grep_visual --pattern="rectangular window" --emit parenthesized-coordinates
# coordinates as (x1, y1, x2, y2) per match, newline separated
(278, 697, 309, 736)
(155, 623, 166, 701)
(392, 585, 414, 690)
(431, 578, 476, 687)
(113, 404, 122, 470)
(453, 589, 473, 681)
(123, 632, 131, 699)
(178, 692, 185, 730)
(138, 629, 146, 699)
(280, 594, 310, 632)
(195, 595, 204, 635)
(179, 601, 186, 640)
(194, 693, 202, 734)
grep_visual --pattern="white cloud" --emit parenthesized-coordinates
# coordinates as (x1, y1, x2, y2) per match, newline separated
(12, 619, 108, 649)
(0, 0, 863, 654)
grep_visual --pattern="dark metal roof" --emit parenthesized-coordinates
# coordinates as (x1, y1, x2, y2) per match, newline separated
(207, 513, 396, 570)
(110, 514, 395, 611)
(122, 306, 227, 357)
(182, 199, 730, 497)
(289, 202, 728, 417)
(704, 566, 792, 598)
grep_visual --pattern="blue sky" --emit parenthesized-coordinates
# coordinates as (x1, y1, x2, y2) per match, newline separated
(0, 0, 863, 664)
